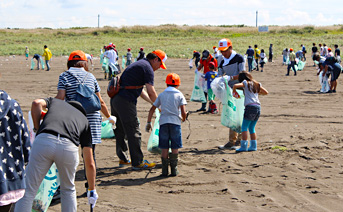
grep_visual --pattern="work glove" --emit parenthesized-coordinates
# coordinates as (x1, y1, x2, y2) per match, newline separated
(87, 189, 98, 208)
(107, 116, 116, 124)
(145, 122, 152, 132)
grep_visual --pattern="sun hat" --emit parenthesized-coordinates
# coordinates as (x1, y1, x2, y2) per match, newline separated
(165, 73, 180, 86)
(218, 38, 232, 51)
(152, 49, 167, 69)
(201, 50, 210, 60)
(68, 50, 87, 61)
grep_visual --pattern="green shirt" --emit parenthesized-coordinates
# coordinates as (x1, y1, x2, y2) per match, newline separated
(289, 52, 296, 61)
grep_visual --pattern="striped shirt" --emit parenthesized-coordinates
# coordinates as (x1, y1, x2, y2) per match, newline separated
(57, 67, 102, 144)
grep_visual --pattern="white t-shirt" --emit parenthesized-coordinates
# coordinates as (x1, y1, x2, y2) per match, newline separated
(104, 49, 117, 66)
(153, 87, 187, 125)
(243, 80, 260, 106)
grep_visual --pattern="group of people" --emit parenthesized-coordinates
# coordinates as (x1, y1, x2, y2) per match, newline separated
(245, 44, 272, 72)
(30, 45, 52, 71)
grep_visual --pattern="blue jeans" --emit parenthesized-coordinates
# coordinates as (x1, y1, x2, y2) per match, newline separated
(46, 60, 50, 70)
(247, 58, 253, 72)
(159, 123, 182, 149)
(287, 61, 297, 75)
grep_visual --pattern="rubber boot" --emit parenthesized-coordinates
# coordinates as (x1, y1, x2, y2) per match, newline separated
(248, 140, 257, 151)
(161, 157, 169, 177)
(236, 140, 248, 152)
(169, 153, 179, 176)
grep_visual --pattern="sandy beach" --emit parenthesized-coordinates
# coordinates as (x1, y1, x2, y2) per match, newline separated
(1, 55, 343, 212)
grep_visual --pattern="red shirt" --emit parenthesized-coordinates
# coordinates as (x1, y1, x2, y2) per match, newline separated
(200, 55, 218, 74)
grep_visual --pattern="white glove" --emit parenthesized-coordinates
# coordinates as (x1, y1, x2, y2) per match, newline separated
(87, 190, 98, 208)
(107, 116, 116, 124)
(194, 69, 198, 74)
(223, 75, 233, 81)
(145, 122, 152, 132)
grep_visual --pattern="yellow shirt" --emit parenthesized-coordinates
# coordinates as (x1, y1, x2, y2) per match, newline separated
(289, 52, 296, 61)
(42, 48, 52, 60)
(254, 48, 260, 59)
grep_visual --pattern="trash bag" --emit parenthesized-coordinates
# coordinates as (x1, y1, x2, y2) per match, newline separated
(31, 59, 35, 70)
(101, 120, 115, 139)
(292, 64, 299, 72)
(122, 55, 126, 69)
(32, 163, 60, 212)
(100, 53, 104, 65)
(297, 60, 306, 70)
(102, 57, 109, 73)
(263, 57, 268, 63)
(189, 59, 193, 69)
(190, 72, 207, 103)
(252, 59, 257, 70)
(147, 109, 162, 154)
(40, 57, 45, 70)
(210, 77, 227, 103)
(319, 73, 330, 93)
(220, 78, 245, 132)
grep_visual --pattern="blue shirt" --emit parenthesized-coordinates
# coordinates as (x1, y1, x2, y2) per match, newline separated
(204, 71, 218, 89)
(246, 48, 254, 57)
(119, 58, 154, 103)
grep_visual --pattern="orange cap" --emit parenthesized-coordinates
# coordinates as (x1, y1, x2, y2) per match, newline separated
(290, 48, 293, 51)
(193, 50, 196, 53)
(68, 50, 87, 61)
(218, 38, 232, 51)
(328, 48, 332, 51)
(165, 73, 180, 86)
(213, 46, 216, 49)
(152, 49, 167, 69)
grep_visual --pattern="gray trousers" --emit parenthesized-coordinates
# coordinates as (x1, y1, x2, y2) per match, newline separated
(15, 133, 79, 212)
(110, 95, 143, 166)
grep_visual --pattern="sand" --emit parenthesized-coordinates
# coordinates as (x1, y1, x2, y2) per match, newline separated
(1, 55, 343, 212)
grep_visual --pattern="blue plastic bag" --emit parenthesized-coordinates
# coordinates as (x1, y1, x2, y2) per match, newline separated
(122, 55, 126, 69)
(101, 120, 115, 138)
(31, 59, 35, 70)
(190, 72, 207, 103)
(32, 163, 60, 212)
(220, 78, 245, 132)
(40, 57, 45, 70)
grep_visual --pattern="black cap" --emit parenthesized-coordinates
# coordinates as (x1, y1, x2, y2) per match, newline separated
(201, 50, 210, 60)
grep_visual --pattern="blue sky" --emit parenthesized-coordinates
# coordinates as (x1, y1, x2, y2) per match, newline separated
(1, 0, 342, 28)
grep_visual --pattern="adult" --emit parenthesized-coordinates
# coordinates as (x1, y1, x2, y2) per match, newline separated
(245, 46, 254, 72)
(286, 48, 297, 76)
(216, 38, 245, 150)
(282, 48, 289, 65)
(312, 43, 318, 66)
(196, 50, 218, 112)
(323, 44, 328, 57)
(137, 47, 145, 61)
(41, 45, 52, 71)
(301, 44, 306, 61)
(55, 50, 114, 189)
(268, 43, 273, 62)
(254, 44, 260, 71)
(192, 50, 201, 68)
(14, 98, 98, 212)
(334, 44, 340, 63)
(110, 50, 167, 169)
(314, 53, 341, 93)
(32, 54, 41, 70)
(319, 43, 324, 56)
(0, 90, 30, 212)
(103, 45, 118, 79)
(295, 50, 303, 60)
(213, 46, 220, 60)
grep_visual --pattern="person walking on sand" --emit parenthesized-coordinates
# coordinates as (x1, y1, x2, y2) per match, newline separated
(312, 43, 318, 66)
(25, 46, 29, 60)
(260, 49, 266, 72)
(126, 48, 133, 66)
(216, 38, 245, 150)
(282, 48, 289, 65)
(245, 46, 254, 72)
(232, 71, 268, 152)
(137, 47, 145, 61)
(334, 44, 341, 63)
(268, 44, 273, 62)
(286, 48, 297, 76)
(14, 98, 98, 212)
(192, 50, 201, 68)
(301, 44, 306, 61)
(146, 73, 187, 177)
(42, 45, 52, 71)
(110, 50, 167, 170)
(254, 44, 260, 71)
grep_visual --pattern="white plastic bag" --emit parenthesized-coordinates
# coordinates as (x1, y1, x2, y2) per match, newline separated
(210, 77, 227, 103)
(189, 59, 193, 69)
(319, 73, 330, 93)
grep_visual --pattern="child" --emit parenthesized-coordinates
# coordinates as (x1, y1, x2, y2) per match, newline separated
(126, 48, 133, 66)
(146, 73, 187, 177)
(25, 46, 29, 60)
(202, 61, 218, 114)
(232, 71, 268, 152)
(259, 49, 266, 72)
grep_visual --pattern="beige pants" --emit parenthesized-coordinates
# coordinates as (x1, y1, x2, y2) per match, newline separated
(229, 128, 242, 142)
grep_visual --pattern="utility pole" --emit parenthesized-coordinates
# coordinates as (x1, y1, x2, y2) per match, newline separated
(256, 11, 258, 27)
(98, 14, 100, 28)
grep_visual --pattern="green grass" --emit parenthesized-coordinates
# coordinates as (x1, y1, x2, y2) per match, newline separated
(1, 25, 343, 58)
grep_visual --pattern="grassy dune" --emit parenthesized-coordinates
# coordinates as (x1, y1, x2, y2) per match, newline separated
(1, 25, 343, 58)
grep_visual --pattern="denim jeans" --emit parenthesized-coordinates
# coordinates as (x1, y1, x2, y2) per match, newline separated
(45, 60, 50, 70)
(15, 133, 79, 212)
(247, 58, 253, 72)
(159, 123, 182, 149)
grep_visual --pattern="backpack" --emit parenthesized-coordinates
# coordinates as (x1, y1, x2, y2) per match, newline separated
(67, 71, 101, 114)
(107, 76, 144, 98)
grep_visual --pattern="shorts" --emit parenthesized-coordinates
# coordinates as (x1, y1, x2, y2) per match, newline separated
(207, 88, 215, 101)
(158, 123, 182, 149)
(25, 53, 29, 57)
(244, 104, 261, 121)
(330, 63, 341, 81)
